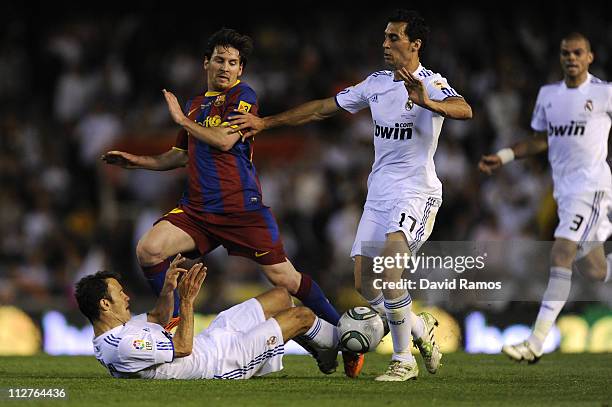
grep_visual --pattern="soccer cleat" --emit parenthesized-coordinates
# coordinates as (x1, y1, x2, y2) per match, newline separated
(502, 340, 542, 364)
(315, 347, 339, 375)
(413, 312, 442, 374)
(294, 337, 338, 374)
(375, 360, 419, 382)
(342, 351, 364, 378)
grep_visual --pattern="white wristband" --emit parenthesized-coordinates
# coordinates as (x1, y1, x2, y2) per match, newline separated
(496, 148, 515, 165)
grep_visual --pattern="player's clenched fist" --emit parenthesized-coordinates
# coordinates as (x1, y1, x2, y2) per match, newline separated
(478, 154, 503, 175)
(178, 263, 207, 303)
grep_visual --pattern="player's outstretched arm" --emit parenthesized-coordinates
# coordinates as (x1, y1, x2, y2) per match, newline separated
(228, 97, 341, 138)
(478, 131, 548, 175)
(148, 254, 187, 326)
(101, 149, 188, 171)
(173, 262, 207, 358)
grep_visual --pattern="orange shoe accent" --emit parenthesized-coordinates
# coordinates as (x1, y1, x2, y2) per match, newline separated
(164, 316, 181, 331)
(342, 351, 364, 378)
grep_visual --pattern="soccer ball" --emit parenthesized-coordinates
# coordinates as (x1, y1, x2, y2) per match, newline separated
(337, 307, 385, 353)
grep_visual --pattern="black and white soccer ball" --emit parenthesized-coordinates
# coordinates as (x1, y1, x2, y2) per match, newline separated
(337, 307, 385, 353)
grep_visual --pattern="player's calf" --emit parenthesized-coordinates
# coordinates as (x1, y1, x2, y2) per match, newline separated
(261, 262, 302, 294)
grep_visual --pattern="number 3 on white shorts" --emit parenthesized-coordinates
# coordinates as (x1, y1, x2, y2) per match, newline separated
(569, 214, 584, 232)
(399, 213, 417, 232)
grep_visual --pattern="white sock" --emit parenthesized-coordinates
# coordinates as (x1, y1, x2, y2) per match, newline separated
(529, 266, 572, 352)
(605, 253, 612, 283)
(369, 293, 425, 340)
(384, 291, 415, 363)
(301, 315, 338, 350)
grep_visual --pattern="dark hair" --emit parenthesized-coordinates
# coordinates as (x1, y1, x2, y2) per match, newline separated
(561, 32, 591, 52)
(204, 28, 254, 66)
(75, 271, 121, 324)
(388, 9, 430, 55)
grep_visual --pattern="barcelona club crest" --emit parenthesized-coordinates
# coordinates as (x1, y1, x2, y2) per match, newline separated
(214, 95, 226, 107)
(405, 99, 414, 111)
(584, 99, 593, 112)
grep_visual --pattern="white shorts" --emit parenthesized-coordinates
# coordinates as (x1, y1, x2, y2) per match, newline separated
(350, 196, 441, 258)
(554, 191, 612, 258)
(203, 298, 285, 380)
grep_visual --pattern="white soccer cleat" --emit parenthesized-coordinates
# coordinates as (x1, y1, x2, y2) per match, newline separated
(375, 360, 419, 382)
(413, 312, 442, 374)
(502, 340, 542, 364)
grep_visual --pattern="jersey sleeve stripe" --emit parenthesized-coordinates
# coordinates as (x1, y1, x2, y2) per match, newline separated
(441, 88, 461, 98)
(104, 338, 119, 347)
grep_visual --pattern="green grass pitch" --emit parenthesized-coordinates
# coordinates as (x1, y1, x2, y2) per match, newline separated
(0, 353, 610, 406)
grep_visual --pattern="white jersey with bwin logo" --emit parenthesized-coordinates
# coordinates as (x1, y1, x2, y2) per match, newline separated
(92, 299, 284, 380)
(531, 73, 612, 200)
(335, 65, 462, 201)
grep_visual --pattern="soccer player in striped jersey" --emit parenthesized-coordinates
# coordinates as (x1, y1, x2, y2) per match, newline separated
(479, 33, 612, 364)
(102, 28, 347, 375)
(229, 10, 473, 381)
(75, 255, 338, 380)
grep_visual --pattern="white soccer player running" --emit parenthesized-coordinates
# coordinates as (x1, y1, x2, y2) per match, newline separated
(229, 9, 472, 381)
(479, 32, 612, 363)
(74, 255, 339, 379)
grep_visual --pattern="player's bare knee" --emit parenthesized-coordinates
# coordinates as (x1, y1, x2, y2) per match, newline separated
(271, 287, 292, 309)
(551, 246, 576, 268)
(136, 238, 165, 266)
(293, 306, 315, 329)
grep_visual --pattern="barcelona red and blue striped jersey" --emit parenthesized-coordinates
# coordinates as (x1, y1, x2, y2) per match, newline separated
(174, 81, 264, 214)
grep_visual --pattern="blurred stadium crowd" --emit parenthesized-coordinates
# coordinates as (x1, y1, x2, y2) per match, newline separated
(1, 4, 611, 313)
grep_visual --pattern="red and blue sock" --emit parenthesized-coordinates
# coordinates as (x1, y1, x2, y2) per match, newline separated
(141, 258, 180, 317)
(294, 273, 340, 325)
